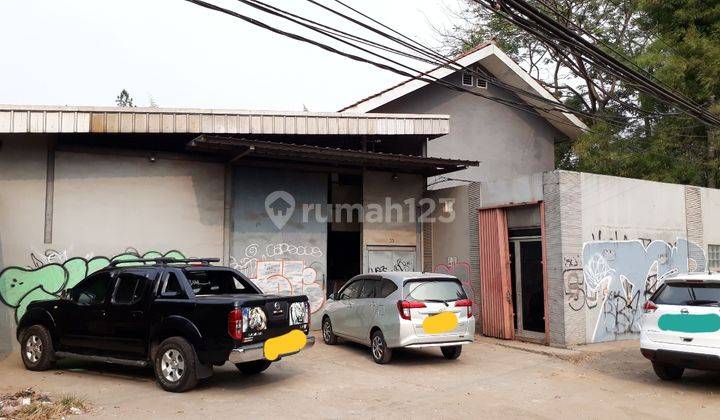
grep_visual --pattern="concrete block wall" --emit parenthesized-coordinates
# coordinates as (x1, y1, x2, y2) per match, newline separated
(543, 171, 584, 346)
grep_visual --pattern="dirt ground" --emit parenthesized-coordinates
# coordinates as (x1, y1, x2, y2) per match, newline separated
(0, 334, 719, 419)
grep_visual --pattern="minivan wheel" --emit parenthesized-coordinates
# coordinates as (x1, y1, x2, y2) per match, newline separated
(20, 325, 55, 371)
(652, 362, 684, 381)
(441, 345, 462, 360)
(322, 317, 338, 345)
(154, 337, 199, 392)
(370, 330, 392, 364)
(235, 360, 272, 374)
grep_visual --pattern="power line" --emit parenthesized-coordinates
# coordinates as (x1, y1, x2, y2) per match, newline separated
(312, 0, 675, 126)
(183, 0, 596, 132)
(475, 0, 720, 127)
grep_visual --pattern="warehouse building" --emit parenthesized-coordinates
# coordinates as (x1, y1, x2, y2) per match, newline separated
(0, 105, 475, 351)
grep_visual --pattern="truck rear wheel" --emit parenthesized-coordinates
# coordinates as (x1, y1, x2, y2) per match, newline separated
(20, 325, 55, 371)
(154, 337, 199, 392)
(235, 360, 272, 374)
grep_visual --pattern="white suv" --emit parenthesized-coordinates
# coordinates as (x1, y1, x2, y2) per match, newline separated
(640, 274, 720, 380)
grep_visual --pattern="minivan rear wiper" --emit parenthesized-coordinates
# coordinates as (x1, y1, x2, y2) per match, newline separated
(423, 299, 449, 306)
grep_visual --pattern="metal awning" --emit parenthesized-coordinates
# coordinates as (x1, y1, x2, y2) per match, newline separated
(187, 135, 478, 176)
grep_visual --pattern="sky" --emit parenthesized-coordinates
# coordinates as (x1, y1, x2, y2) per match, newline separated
(0, 0, 463, 112)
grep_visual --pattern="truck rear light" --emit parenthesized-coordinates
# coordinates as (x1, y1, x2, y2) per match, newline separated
(397, 300, 425, 320)
(643, 300, 657, 314)
(455, 299, 473, 317)
(228, 308, 243, 340)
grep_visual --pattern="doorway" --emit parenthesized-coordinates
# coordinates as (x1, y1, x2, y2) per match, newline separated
(508, 229, 545, 340)
(327, 173, 362, 295)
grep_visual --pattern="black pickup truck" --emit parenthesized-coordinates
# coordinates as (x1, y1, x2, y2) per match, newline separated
(16, 258, 314, 392)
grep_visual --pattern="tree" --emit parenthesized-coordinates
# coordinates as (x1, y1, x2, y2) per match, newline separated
(115, 89, 135, 107)
(638, 0, 720, 187)
(439, 1, 649, 120)
(439, 1, 720, 187)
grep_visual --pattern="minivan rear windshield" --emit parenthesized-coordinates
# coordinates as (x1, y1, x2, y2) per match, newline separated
(183, 269, 259, 296)
(403, 279, 467, 303)
(653, 282, 720, 306)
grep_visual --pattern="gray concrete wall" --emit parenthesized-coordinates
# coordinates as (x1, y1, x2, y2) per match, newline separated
(362, 170, 423, 273)
(548, 171, 720, 345)
(372, 72, 564, 189)
(229, 166, 327, 325)
(0, 136, 225, 352)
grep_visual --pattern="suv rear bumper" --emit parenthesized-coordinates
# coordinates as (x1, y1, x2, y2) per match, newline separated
(641, 348, 720, 370)
(228, 336, 315, 364)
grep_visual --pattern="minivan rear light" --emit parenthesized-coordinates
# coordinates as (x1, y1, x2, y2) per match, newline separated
(455, 299, 473, 317)
(397, 300, 425, 320)
(643, 300, 658, 314)
(228, 308, 243, 340)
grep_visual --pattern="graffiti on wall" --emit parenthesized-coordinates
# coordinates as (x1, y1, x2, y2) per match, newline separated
(564, 238, 706, 342)
(433, 261, 478, 316)
(230, 243, 326, 314)
(0, 248, 186, 324)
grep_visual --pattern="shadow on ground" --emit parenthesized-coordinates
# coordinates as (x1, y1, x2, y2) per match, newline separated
(578, 342, 720, 391)
(331, 338, 459, 367)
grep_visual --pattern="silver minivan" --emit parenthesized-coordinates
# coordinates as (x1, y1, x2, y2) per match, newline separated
(321, 272, 475, 363)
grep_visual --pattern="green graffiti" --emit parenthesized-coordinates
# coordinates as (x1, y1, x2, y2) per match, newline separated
(658, 313, 720, 333)
(0, 250, 185, 323)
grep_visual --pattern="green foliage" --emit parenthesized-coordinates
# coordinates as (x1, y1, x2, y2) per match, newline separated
(443, 0, 720, 187)
(115, 89, 135, 107)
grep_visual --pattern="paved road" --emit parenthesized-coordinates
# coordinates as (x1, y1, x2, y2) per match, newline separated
(0, 334, 719, 419)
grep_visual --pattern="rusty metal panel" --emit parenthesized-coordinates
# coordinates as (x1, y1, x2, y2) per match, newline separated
(90, 113, 104, 132)
(106, 113, 119, 133)
(120, 113, 134, 132)
(478, 208, 514, 339)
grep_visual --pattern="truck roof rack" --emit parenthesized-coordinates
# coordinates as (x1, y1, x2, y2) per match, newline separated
(108, 257, 220, 267)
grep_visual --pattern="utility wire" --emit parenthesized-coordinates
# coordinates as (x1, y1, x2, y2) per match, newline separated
(313, 0, 673, 126)
(476, 0, 720, 126)
(184, 0, 595, 132)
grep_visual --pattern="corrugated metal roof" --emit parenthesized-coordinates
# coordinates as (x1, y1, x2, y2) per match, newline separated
(188, 135, 478, 176)
(0, 105, 449, 137)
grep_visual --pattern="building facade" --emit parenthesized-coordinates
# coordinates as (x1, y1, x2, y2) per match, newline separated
(0, 105, 473, 352)
(343, 42, 720, 346)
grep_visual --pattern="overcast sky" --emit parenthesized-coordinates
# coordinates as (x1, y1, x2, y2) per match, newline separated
(0, 0, 463, 112)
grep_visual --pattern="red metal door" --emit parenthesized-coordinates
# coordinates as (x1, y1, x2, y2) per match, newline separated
(478, 208, 514, 339)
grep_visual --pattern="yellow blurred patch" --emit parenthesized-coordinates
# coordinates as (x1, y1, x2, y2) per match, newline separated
(422, 311, 458, 334)
(263, 329, 307, 361)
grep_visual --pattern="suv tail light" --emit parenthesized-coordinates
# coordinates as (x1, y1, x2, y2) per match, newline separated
(397, 300, 425, 320)
(643, 300, 658, 314)
(455, 299, 473, 317)
(228, 308, 243, 340)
